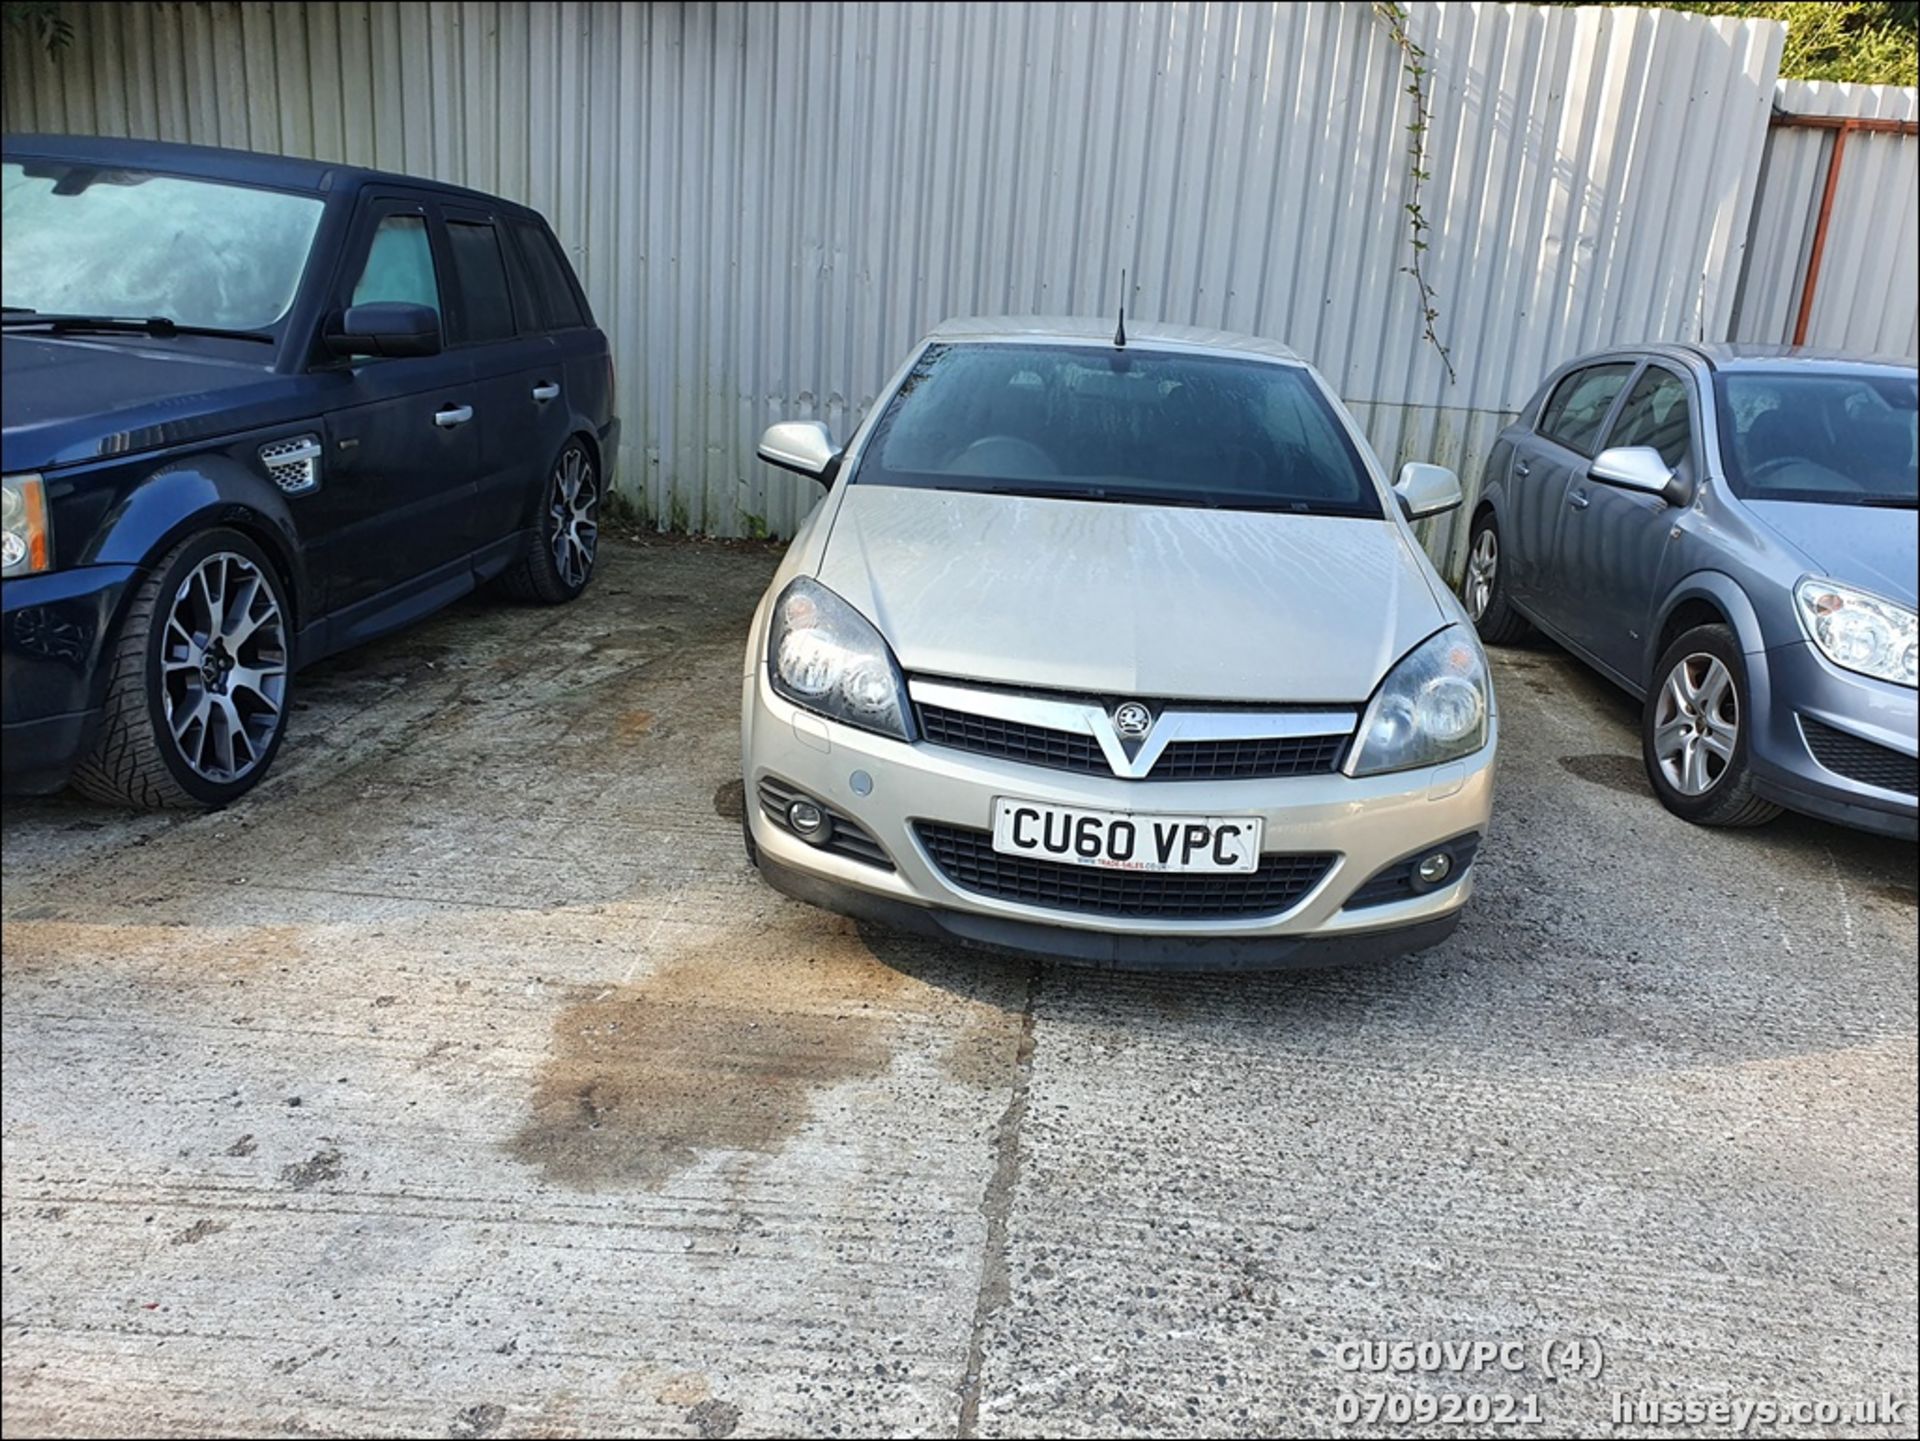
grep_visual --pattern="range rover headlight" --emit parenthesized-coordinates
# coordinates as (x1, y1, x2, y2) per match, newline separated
(1346, 625, 1490, 776)
(767, 576, 912, 740)
(1794, 578, 1917, 688)
(2, 474, 51, 578)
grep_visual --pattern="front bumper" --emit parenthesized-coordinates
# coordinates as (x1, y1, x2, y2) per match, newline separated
(1749, 641, 1917, 840)
(743, 668, 1497, 969)
(2, 563, 138, 791)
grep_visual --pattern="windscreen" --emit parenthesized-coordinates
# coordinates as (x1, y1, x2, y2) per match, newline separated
(1714, 369, 1917, 507)
(854, 342, 1383, 517)
(1, 160, 324, 332)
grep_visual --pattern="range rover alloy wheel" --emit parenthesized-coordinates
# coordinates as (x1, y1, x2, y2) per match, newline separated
(499, 438, 599, 604)
(72, 528, 294, 809)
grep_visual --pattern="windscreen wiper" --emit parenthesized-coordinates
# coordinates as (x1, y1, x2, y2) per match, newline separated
(0, 312, 274, 344)
(1855, 495, 1918, 508)
(976, 484, 1221, 507)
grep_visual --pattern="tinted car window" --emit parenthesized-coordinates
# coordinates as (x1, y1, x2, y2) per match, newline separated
(510, 219, 586, 331)
(1538, 363, 1634, 456)
(446, 219, 515, 342)
(1606, 367, 1692, 470)
(857, 342, 1382, 517)
(3, 160, 323, 331)
(1715, 370, 1917, 506)
(352, 214, 439, 315)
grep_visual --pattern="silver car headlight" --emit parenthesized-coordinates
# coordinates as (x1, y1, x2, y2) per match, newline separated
(1347, 625, 1490, 776)
(1794, 578, 1917, 688)
(768, 576, 912, 740)
(2, 473, 52, 578)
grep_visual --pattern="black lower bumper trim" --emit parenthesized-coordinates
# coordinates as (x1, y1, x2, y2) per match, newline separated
(1, 707, 101, 794)
(1755, 773, 1919, 840)
(755, 850, 1461, 972)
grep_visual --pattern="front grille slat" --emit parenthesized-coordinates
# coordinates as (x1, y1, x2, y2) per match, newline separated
(1801, 718, 1919, 797)
(916, 822, 1333, 920)
(916, 703, 1108, 774)
(914, 701, 1349, 781)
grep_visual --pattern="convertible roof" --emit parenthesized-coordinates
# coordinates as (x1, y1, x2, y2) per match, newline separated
(928, 315, 1306, 365)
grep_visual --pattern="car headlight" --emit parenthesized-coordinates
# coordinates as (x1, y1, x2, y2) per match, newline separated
(1346, 625, 1490, 776)
(2, 474, 52, 578)
(767, 576, 912, 740)
(1794, 579, 1917, 688)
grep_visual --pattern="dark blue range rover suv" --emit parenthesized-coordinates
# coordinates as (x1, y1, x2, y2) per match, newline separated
(2, 135, 618, 807)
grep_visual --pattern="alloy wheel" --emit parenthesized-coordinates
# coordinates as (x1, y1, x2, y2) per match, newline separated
(1652, 652, 1738, 796)
(160, 552, 288, 783)
(1465, 528, 1498, 623)
(549, 444, 598, 589)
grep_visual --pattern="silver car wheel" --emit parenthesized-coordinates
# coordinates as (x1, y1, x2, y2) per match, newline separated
(549, 444, 598, 589)
(1465, 528, 1498, 622)
(1652, 652, 1738, 796)
(160, 552, 288, 783)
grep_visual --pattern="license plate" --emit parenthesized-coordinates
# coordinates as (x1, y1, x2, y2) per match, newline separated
(990, 798, 1263, 874)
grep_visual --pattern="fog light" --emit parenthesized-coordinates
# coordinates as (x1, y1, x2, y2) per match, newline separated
(787, 798, 829, 842)
(1413, 851, 1454, 889)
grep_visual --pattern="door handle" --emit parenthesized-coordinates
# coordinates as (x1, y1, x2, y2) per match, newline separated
(531, 382, 560, 403)
(1514, 459, 1531, 478)
(1569, 489, 1591, 510)
(435, 404, 474, 428)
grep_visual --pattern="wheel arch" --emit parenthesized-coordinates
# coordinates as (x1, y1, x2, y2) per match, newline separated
(1647, 572, 1766, 681)
(85, 453, 313, 631)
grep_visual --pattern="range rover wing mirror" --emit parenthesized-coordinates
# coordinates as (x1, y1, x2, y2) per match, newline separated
(326, 302, 443, 359)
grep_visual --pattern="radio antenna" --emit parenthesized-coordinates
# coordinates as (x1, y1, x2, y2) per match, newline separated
(1114, 269, 1127, 349)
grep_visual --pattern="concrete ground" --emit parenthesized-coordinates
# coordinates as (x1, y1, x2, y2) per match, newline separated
(2, 533, 1914, 1440)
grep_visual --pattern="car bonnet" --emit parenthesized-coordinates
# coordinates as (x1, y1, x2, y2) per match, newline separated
(813, 482, 1451, 703)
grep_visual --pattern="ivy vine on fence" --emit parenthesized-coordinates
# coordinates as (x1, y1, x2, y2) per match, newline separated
(1373, 1, 1457, 384)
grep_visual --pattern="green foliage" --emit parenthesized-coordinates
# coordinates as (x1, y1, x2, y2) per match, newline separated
(1569, 3, 1918, 85)
(2, 1, 72, 54)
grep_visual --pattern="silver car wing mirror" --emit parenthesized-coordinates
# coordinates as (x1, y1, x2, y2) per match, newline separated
(1589, 446, 1684, 505)
(758, 421, 843, 485)
(1394, 462, 1463, 520)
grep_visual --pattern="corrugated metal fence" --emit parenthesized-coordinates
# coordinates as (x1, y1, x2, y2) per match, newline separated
(1732, 80, 1920, 360)
(0, 1, 1815, 569)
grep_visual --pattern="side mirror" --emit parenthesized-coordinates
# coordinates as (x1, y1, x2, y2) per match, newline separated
(1590, 445, 1685, 506)
(1393, 462, 1463, 520)
(325, 302, 442, 359)
(758, 420, 842, 486)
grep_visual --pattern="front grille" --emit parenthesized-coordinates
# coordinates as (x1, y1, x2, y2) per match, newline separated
(913, 703, 1349, 780)
(1801, 718, 1919, 797)
(915, 822, 1333, 919)
(916, 704, 1106, 774)
(757, 777, 894, 869)
(1152, 733, 1349, 779)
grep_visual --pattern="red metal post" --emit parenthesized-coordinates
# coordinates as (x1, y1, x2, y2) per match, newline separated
(1769, 110, 1920, 348)
(1792, 124, 1849, 346)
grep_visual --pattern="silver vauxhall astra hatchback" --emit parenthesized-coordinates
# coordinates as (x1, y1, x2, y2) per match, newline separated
(740, 318, 1497, 969)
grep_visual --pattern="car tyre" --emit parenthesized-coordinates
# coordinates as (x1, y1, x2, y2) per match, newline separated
(1641, 623, 1782, 829)
(1462, 512, 1529, 643)
(497, 436, 599, 604)
(71, 528, 294, 810)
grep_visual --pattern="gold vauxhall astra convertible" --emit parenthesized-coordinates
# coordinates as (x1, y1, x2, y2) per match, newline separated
(739, 316, 1496, 970)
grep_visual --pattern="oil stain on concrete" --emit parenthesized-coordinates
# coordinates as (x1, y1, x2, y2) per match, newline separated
(511, 937, 909, 1189)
